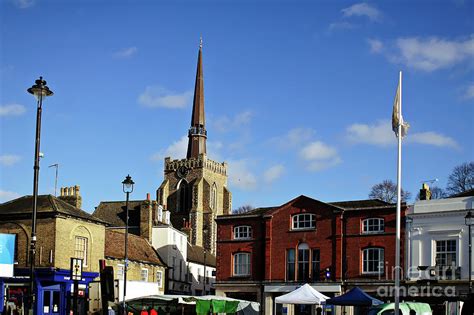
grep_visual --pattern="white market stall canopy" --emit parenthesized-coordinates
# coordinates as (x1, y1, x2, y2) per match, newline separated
(275, 284, 329, 305)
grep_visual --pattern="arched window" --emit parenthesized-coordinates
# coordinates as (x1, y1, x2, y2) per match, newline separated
(233, 252, 250, 276)
(362, 218, 385, 234)
(233, 225, 252, 239)
(177, 180, 191, 213)
(292, 213, 316, 230)
(362, 247, 384, 274)
(210, 183, 217, 210)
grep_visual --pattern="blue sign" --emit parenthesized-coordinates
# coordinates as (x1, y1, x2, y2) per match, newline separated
(0, 233, 15, 277)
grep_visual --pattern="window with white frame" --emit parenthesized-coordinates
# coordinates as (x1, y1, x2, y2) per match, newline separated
(362, 218, 385, 234)
(292, 213, 316, 230)
(117, 264, 124, 280)
(156, 271, 163, 287)
(233, 226, 252, 239)
(74, 236, 88, 266)
(435, 240, 456, 267)
(233, 252, 250, 276)
(363, 248, 384, 274)
(141, 268, 149, 282)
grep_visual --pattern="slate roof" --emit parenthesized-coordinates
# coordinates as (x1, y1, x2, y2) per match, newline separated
(329, 199, 394, 209)
(105, 230, 165, 266)
(187, 244, 216, 267)
(0, 195, 106, 224)
(449, 189, 474, 198)
(93, 200, 144, 227)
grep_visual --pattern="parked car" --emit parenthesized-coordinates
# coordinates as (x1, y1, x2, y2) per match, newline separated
(368, 302, 432, 315)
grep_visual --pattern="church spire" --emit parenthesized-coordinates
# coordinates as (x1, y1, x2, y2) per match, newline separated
(187, 37, 207, 159)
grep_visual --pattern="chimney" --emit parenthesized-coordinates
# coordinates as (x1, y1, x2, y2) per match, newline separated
(419, 183, 432, 200)
(58, 185, 83, 209)
(140, 200, 153, 242)
(181, 219, 192, 240)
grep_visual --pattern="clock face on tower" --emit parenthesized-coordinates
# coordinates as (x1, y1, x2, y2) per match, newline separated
(176, 165, 189, 178)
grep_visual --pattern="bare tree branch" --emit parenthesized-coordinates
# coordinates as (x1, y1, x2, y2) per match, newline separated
(446, 162, 474, 195)
(232, 204, 254, 214)
(369, 179, 411, 203)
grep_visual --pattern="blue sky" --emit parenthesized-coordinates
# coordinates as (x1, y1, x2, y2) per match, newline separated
(1, 0, 473, 212)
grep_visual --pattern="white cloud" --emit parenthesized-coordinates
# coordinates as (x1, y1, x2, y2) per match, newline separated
(138, 86, 192, 108)
(270, 127, 316, 150)
(346, 120, 394, 146)
(407, 132, 459, 148)
(227, 159, 257, 190)
(0, 104, 26, 116)
(0, 190, 20, 202)
(341, 3, 382, 22)
(384, 36, 474, 72)
(13, 0, 34, 9)
(113, 46, 138, 59)
(263, 164, 285, 184)
(0, 155, 21, 166)
(150, 135, 188, 161)
(299, 141, 341, 171)
(367, 38, 383, 53)
(212, 110, 253, 133)
(462, 83, 474, 100)
(346, 120, 459, 149)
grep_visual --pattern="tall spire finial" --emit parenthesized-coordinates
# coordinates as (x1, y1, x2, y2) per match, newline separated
(200, 36, 203, 49)
(187, 38, 207, 159)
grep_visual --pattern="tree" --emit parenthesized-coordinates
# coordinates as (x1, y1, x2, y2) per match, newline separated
(416, 186, 447, 200)
(446, 162, 474, 196)
(369, 180, 411, 203)
(232, 204, 254, 214)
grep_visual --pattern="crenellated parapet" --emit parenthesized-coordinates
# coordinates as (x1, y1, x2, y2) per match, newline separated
(164, 154, 227, 175)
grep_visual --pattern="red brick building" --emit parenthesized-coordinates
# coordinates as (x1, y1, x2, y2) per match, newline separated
(215, 195, 406, 314)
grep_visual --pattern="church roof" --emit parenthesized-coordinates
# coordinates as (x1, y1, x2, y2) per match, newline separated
(92, 200, 143, 227)
(0, 194, 106, 224)
(187, 243, 216, 267)
(105, 230, 165, 266)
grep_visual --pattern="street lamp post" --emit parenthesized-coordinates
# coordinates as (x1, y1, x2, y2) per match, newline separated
(27, 77, 53, 313)
(465, 210, 473, 295)
(122, 175, 134, 315)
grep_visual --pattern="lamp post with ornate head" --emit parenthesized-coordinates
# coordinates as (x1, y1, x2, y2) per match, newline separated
(122, 175, 134, 314)
(27, 77, 53, 313)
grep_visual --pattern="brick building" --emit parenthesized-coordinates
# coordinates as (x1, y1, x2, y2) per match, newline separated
(215, 195, 405, 315)
(0, 187, 106, 315)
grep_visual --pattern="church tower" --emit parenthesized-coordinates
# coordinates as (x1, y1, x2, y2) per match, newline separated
(157, 40, 232, 255)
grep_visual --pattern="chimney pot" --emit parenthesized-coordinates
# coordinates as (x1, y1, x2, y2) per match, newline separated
(147, 193, 150, 201)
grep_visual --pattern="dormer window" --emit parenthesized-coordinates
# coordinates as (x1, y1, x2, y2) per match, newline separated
(292, 213, 316, 230)
(362, 218, 384, 234)
(234, 225, 252, 239)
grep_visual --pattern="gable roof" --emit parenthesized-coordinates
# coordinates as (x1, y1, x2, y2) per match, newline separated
(265, 195, 343, 217)
(105, 230, 165, 266)
(93, 200, 144, 227)
(217, 195, 342, 221)
(187, 244, 216, 267)
(0, 195, 106, 224)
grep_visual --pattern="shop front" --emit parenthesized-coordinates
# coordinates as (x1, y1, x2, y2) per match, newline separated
(1, 268, 98, 315)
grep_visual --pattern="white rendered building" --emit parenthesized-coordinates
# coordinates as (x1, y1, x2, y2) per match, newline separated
(406, 189, 473, 314)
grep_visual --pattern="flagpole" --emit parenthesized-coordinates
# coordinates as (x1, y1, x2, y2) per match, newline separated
(395, 70, 402, 315)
